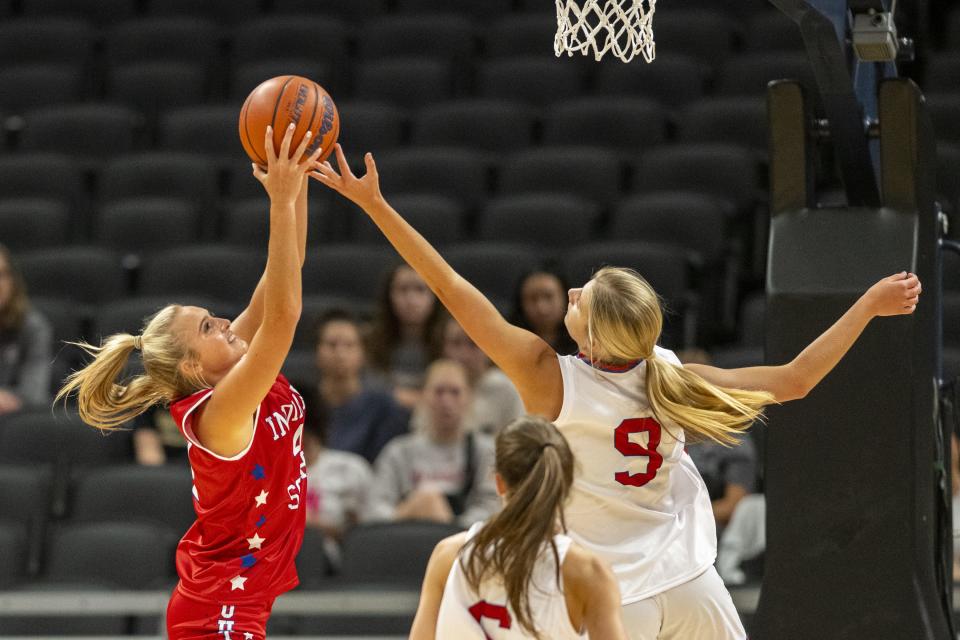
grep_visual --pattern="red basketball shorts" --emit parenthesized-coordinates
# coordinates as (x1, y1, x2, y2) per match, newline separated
(166, 587, 276, 640)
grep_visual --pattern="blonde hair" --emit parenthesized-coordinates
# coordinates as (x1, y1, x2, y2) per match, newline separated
(461, 416, 574, 639)
(55, 305, 208, 431)
(587, 267, 774, 445)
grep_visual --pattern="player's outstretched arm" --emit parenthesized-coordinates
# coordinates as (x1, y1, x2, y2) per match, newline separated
(231, 166, 312, 343)
(197, 125, 320, 456)
(686, 272, 921, 403)
(312, 145, 563, 419)
(564, 545, 629, 640)
(409, 533, 468, 640)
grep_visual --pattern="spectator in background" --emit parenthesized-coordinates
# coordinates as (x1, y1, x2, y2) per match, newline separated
(510, 268, 577, 355)
(304, 308, 409, 465)
(133, 406, 188, 465)
(367, 263, 444, 409)
(0, 244, 52, 415)
(367, 359, 499, 528)
(686, 436, 757, 529)
(412, 315, 523, 435)
(302, 403, 372, 565)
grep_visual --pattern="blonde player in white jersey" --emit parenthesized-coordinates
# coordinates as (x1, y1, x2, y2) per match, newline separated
(313, 145, 922, 639)
(410, 415, 628, 639)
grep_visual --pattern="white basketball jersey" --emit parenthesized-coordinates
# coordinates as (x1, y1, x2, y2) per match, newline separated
(435, 523, 586, 640)
(555, 347, 716, 604)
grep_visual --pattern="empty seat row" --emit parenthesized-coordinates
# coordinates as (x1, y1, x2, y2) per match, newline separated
(0, 145, 765, 214)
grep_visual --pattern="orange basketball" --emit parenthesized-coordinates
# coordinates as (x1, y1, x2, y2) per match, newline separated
(239, 75, 340, 166)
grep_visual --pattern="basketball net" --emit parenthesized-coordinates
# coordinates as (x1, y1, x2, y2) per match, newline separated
(555, 0, 656, 63)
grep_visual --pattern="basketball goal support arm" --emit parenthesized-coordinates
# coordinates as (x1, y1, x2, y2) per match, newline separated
(768, 0, 881, 208)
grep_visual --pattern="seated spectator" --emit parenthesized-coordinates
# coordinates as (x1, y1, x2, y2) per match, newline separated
(304, 309, 409, 464)
(133, 406, 189, 465)
(686, 436, 757, 530)
(367, 359, 499, 528)
(510, 268, 578, 355)
(0, 244, 52, 415)
(367, 263, 444, 409)
(413, 315, 524, 435)
(302, 409, 373, 565)
(716, 493, 766, 586)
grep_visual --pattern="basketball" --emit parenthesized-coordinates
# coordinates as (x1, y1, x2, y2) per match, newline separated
(238, 75, 340, 165)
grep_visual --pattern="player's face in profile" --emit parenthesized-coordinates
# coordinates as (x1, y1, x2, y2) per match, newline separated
(390, 265, 435, 326)
(175, 306, 248, 385)
(316, 320, 364, 378)
(564, 280, 594, 352)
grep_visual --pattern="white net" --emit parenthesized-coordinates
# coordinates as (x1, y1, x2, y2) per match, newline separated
(555, 0, 657, 63)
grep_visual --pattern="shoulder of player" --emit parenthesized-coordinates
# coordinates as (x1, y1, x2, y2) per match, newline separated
(561, 543, 616, 596)
(430, 532, 470, 575)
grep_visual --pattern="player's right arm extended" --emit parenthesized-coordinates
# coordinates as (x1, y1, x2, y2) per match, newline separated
(199, 125, 320, 455)
(686, 272, 921, 403)
(312, 145, 563, 419)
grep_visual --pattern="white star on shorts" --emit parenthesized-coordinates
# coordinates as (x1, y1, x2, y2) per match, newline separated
(230, 575, 247, 591)
(254, 490, 269, 507)
(244, 633, 254, 640)
(246, 532, 265, 550)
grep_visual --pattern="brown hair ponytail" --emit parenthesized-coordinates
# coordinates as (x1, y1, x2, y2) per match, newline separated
(55, 305, 207, 430)
(460, 416, 575, 639)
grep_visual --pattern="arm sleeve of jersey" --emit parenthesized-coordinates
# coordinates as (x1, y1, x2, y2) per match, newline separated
(653, 345, 683, 366)
(14, 311, 52, 407)
(175, 389, 216, 449)
(363, 439, 408, 522)
(457, 437, 501, 528)
(554, 354, 577, 424)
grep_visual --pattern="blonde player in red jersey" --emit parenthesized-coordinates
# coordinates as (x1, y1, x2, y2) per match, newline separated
(313, 144, 922, 640)
(411, 415, 628, 640)
(57, 124, 322, 640)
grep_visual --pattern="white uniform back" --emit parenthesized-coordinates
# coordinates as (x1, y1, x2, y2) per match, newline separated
(435, 523, 586, 639)
(555, 347, 716, 604)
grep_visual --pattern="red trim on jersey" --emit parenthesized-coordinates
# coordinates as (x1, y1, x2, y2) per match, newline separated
(576, 352, 643, 373)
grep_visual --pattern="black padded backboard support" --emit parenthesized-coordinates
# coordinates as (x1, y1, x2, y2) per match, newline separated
(754, 78, 954, 639)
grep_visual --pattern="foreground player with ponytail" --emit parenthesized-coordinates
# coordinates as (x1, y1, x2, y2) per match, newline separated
(314, 145, 921, 639)
(411, 415, 628, 639)
(57, 124, 321, 640)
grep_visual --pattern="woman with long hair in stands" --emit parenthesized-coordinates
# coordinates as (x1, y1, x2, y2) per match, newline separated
(57, 124, 322, 640)
(314, 144, 922, 640)
(410, 415, 628, 639)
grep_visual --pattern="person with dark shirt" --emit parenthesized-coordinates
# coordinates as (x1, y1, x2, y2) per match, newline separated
(305, 309, 409, 464)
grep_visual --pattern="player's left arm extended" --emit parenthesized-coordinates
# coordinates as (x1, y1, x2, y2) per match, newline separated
(685, 272, 921, 403)
(231, 173, 310, 343)
(409, 534, 467, 640)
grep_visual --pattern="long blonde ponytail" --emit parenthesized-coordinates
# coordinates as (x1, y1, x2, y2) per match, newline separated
(55, 305, 207, 431)
(588, 267, 774, 445)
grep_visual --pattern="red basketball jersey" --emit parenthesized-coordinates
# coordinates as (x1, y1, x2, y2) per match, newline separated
(169, 374, 308, 603)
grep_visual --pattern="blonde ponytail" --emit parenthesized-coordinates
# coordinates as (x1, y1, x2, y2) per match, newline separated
(645, 354, 772, 445)
(587, 267, 775, 446)
(55, 305, 206, 431)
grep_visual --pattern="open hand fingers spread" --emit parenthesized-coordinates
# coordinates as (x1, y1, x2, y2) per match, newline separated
(292, 129, 313, 163)
(264, 126, 276, 164)
(334, 144, 355, 179)
(278, 122, 296, 159)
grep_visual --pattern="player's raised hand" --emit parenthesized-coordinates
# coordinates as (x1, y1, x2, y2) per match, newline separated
(309, 144, 384, 210)
(252, 123, 323, 205)
(863, 272, 922, 317)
